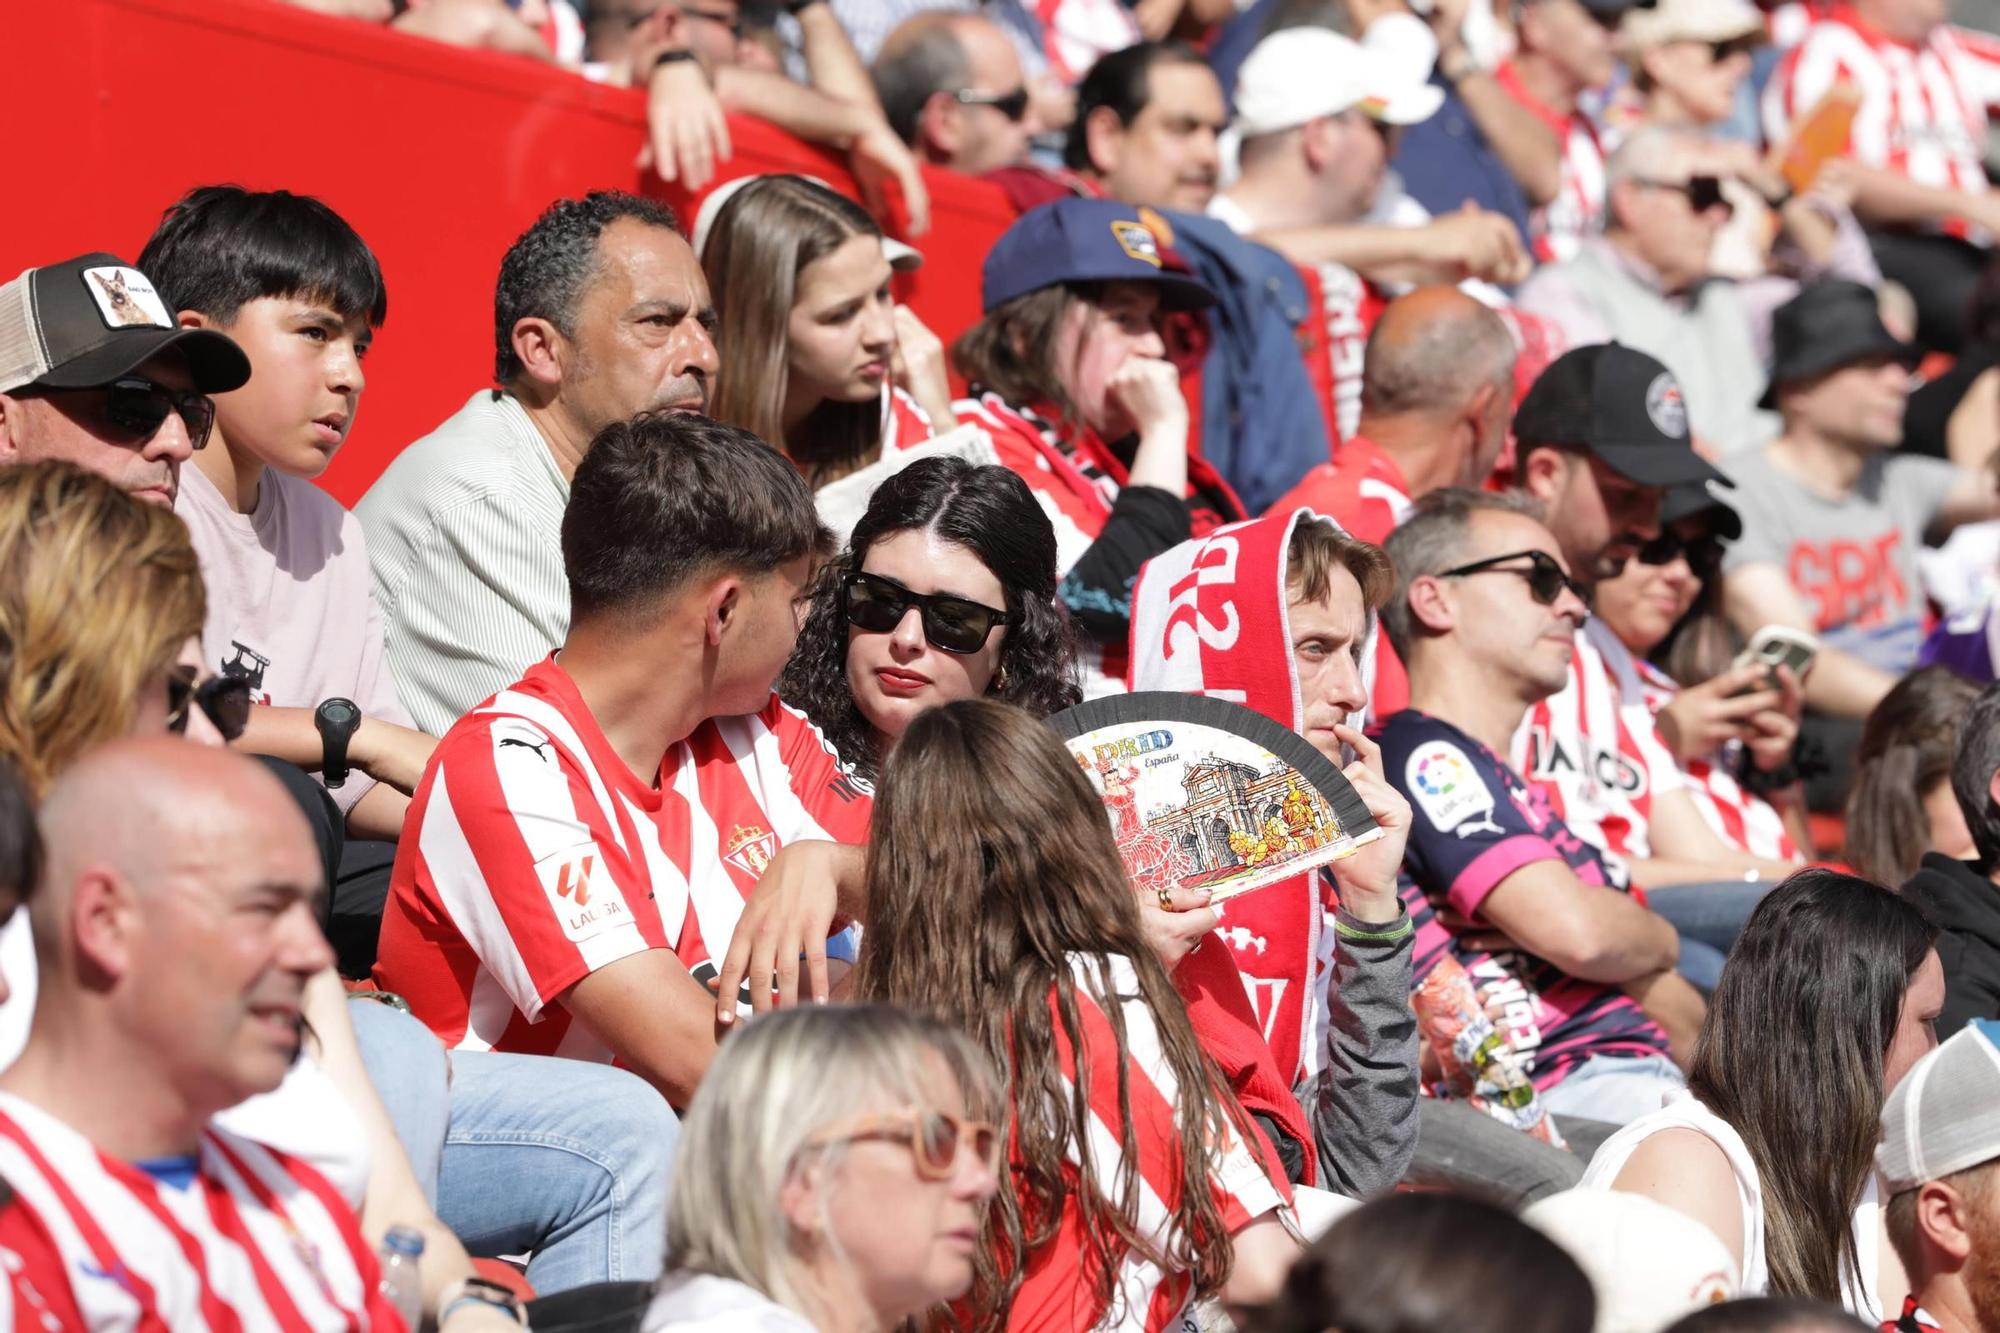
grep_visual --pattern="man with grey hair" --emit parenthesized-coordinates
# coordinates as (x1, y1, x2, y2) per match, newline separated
(1879, 1020, 2000, 1332)
(357, 191, 720, 735)
(1379, 487, 1699, 1128)
(873, 12, 1035, 176)
(1901, 679, 2000, 1039)
(1519, 125, 1878, 455)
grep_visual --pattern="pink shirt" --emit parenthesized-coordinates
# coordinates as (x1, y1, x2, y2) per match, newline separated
(176, 464, 413, 815)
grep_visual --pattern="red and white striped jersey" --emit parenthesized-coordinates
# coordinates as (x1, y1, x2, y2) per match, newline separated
(1634, 661, 1804, 863)
(0, 1093, 400, 1332)
(1032, 0, 1142, 85)
(1762, 7, 1991, 238)
(1496, 63, 1608, 264)
(1000, 954, 1290, 1332)
(880, 385, 936, 457)
(372, 658, 872, 1061)
(1296, 264, 1391, 447)
(1511, 620, 1684, 885)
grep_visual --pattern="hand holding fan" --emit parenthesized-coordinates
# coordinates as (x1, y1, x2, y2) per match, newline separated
(1048, 691, 1383, 904)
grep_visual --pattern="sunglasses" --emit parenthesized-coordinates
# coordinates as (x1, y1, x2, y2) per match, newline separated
(28, 377, 216, 451)
(1439, 549, 1590, 608)
(952, 87, 1031, 122)
(1635, 529, 1725, 574)
(1638, 174, 1733, 216)
(807, 1107, 1002, 1181)
(166, 667, 253, 742)
(842, 571, 1013, 655)
(1707, 35, 1760, 61)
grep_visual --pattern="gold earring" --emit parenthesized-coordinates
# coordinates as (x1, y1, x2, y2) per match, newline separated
(993, 665, 1010, 692)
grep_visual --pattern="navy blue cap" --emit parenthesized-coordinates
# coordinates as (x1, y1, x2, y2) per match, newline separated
(981, 199, 1215, 314)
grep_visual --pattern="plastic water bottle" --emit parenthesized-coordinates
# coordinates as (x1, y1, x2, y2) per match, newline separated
(377, 1225, 425, 1329)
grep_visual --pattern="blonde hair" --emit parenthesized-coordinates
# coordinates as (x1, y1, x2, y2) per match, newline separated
(664, 1004, 1001, 1324)
(0, 462, 206, 796)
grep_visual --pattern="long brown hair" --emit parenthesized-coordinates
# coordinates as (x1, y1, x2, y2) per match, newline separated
(1843, 666, 1980, 885)
(703, 175, 885, 486)
(1687, 869, 1938, 1302)
(854, 699, 1244, 1329)
(950, 282, 1099, 427)
(0, 462, 206, 797)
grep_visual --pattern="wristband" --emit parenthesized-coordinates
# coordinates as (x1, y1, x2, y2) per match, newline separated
(314, 698, 361, 790)
(785, 0, 824, 12)
(439, 1277, 527, 1327)
(652, 48, 701, 73)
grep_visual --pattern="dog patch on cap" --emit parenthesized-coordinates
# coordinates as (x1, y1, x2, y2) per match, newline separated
(81, 267, 172, 331)
(1110, 219, 1164, 268)
(1645, 372, 1688, 438)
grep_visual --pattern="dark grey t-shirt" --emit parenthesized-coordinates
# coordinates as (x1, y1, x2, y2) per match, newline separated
(1720, 444, 1959, 673)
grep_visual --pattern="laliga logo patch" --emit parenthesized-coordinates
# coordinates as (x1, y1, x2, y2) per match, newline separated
(81, 267, 172, 331)
(1646, 372, 1688, 438)
(1110, 219, 1164, 268)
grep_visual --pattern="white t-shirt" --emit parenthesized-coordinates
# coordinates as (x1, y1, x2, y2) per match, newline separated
(642, 1273, 818, 1332)
(1581, 1090, 1882, 1320)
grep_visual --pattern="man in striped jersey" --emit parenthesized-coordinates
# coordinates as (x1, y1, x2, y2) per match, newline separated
(0, 739, 401, 1330)
(373, 411, 872, 1109)
(1763, 0, 2000, 352)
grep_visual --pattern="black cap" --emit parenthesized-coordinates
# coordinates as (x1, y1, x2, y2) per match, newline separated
(1662, 480, 1742, 540)
(0, 253, 250, 395)
(1513, 343, 1730, 489)
(1759, 279, 1919, 410)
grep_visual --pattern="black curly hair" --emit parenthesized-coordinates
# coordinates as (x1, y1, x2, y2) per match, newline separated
(779, 456, 1080, 779)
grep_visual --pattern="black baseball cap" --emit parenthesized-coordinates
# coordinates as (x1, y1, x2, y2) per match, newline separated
(1513, 343, 1729, 489)
(1661, 479, 1742, 540)
(0, 253, 250, 395)
(1759, 279, 1919, 410)
(982, 199, 1215, 313)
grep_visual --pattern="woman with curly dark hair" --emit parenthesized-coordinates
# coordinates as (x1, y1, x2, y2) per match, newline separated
(779, 454, 1080, 781)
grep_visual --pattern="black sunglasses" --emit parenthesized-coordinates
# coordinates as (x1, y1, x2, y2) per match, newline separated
(952, 87, 1031, 122)
(1707, 36, 1760, 62)
(29, 377, 216, 451)
(841, 571, 1013, 654)
(166, 668, 253, 742)
(1639, 174, 1733, 216)
(1635, 529, 1725, 573)
(1439, 549, 1590, 608)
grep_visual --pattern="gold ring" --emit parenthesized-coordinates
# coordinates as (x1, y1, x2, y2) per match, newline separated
(1157, 886, 1174, 912)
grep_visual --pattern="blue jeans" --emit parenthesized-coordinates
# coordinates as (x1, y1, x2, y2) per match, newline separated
(1647, 879, 1774, 991)
(349, 999, 678, 1292)
(1537, 1052, 1687, 1127)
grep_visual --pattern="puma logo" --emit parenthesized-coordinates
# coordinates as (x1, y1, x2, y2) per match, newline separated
(499, 737, 552, 761)
(90, 270, 155, 326)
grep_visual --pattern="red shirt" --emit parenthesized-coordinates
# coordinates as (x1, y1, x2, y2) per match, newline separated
(373, 658, 871, 1062)
(1495, 62, 1607, 264)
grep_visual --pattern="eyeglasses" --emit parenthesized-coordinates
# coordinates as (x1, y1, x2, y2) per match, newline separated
(805, 1107, 1002, 1181)
(166, 667, 254, 742)
(842, 572, 1013, 654)
(1439, 549, 1590, 608)
(1636, 174, 1733, 216)
(951, 87, 1030, 122)
(27, 377, 216, 451)
(1634, 529, 1724, 574)
(1707, 36, 1759, 62)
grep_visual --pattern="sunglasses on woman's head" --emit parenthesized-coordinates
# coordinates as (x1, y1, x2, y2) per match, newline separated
(806, 1107, 1002, 1181)
(1439, 549, 1591, 608)
(166, 668, 254, 742)
(842, 571, 1013, 654)
(1635, 529, 1725, 574)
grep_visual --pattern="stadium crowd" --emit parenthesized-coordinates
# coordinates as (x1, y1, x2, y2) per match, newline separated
(12, 0, 2000, 1327)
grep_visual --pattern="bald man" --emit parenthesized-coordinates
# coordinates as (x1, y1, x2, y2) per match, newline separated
(0, 739, 402, 1329)
(1273, 287, 1519, 544)
(875, 12, 1035, 175)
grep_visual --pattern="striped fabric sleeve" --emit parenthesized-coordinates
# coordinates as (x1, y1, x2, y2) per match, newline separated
(423, 714, 656, 1020)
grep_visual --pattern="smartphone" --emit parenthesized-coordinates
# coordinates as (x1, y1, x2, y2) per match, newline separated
(1730, 626, 1818, 692)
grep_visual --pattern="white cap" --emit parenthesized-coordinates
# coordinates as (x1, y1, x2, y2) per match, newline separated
(1623, 0, 1765, 48)
(690, 174, 923, 270)
(1525, 1191, 1738, 1333)
(1879, 1019, 2000, 1195)
(1231, 25, 1446, 140)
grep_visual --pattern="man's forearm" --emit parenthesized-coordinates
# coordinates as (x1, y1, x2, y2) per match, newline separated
(715, 65, 876, 145)
(1802, 645, 1898, 719)
(1848, 161, 1986, 230)
(792, 0, 881, 112)
(1452, 70, 1562, 205)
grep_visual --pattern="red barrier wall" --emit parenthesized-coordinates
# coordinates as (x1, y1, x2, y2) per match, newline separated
(0, 0, 1017, 504)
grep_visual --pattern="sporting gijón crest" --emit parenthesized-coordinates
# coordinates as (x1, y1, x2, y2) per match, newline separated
(723, 824, 778, 877)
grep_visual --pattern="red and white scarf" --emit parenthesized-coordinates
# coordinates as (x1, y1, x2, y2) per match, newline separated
(1128, 509, 1341, 1086)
